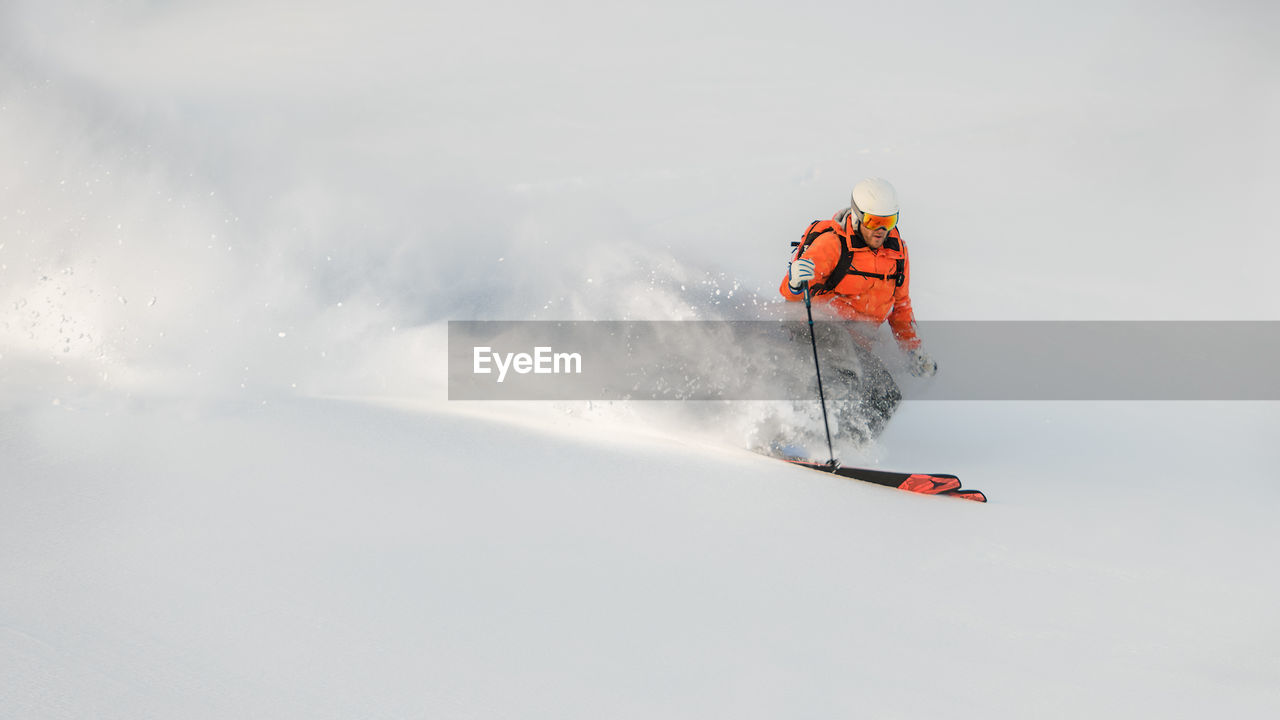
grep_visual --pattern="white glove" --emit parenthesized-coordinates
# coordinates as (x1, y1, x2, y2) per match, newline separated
(788, 258, 815, 292)
(907, 349, 937, 378)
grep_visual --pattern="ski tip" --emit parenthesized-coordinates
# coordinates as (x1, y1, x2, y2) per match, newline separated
(942, 488, 988, 503)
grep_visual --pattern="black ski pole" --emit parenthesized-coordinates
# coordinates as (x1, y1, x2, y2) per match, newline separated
(802, 283, 837, 466)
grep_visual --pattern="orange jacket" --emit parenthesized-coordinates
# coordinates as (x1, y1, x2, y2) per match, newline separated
(779, 211, 921, 350)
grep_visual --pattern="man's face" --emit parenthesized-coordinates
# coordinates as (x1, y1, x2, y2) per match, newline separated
(858, 212, 897, 250)
(859, 222, 889, 249)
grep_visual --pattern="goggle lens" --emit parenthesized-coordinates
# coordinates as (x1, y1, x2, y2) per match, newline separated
(861, 212, 898, 231)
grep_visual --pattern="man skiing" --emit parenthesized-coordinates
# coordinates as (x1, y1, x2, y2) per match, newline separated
(779, 177, 936, 442)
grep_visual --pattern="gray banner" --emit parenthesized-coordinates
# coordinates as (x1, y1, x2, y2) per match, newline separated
(448, 321, 1280, 401)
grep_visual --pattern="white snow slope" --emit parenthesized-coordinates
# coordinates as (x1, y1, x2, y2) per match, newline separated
(3, 1, 1279, 718)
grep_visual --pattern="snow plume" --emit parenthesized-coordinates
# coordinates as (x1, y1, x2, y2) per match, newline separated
(445, 191, 829, 450)
(517, 243, 768, 323)
(0, 85, 441, 410)
(0, 73, 234, 395)
(0, 0, 856, 419)
(458, 225, 862, 454)
(0, 0, 786, 409)
(0, 68, 782, 421)
(0, 11, 975, 457)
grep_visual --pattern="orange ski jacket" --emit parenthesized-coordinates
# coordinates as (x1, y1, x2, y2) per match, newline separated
(779, 210, 921, 350)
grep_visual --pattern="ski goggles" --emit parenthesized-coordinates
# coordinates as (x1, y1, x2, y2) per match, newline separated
(860, 212, 898, 231)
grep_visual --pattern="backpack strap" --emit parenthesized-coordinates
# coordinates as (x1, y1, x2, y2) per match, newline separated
(843, 258, 905, 287)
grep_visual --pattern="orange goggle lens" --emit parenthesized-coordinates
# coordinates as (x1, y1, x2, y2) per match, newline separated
(861, 212, 898, 231)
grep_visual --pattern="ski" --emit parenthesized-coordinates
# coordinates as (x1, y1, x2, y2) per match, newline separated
(780, 457, 988, 503)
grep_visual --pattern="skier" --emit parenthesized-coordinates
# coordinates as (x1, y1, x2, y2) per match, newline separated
(779, 177, 937, 442)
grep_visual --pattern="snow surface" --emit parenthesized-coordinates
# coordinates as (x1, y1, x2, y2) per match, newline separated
(3, 1, 1279, 718)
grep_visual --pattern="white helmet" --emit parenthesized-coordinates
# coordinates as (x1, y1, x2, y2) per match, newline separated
(851, 177, 900, 218)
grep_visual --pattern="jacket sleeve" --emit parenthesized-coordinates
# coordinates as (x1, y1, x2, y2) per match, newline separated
(778, 231, 843, 301)
(886, 240, 922, 350)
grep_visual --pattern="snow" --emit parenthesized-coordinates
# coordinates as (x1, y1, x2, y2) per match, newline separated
(2, 1, 1279, 718)
(4, 398, 1278, 718)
